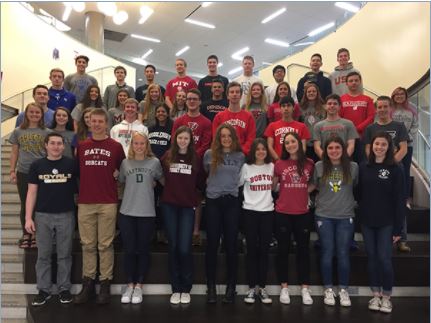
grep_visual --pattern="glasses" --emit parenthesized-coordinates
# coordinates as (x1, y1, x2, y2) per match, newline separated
(186, 97, 199, 101)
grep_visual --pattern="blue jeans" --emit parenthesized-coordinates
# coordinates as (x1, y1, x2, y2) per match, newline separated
(361, 224, 394, 296)
(316, 216, 354, 289)
(400, 147, 413, 241)
(161, 203, 195, 293)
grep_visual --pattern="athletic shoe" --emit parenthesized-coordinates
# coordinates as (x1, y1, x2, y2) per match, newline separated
(368, 296, 381, 311)
(323, 288, 336, 306)
(32, 291, 51, 306)
(121, 286, 134, 304)
(380, 297, 393, 313)
(258, 288, 272, 304)
(301, 287, 313, 305)
(131, 286, 143, 304)
(339, 289, 351, 307)
(279, 287, 290, 304)
(170, 293, 181, 304)
(180, 293, 191, 304)
(244, 288, 256, 304)
(398, 242, 411, 252)
(59, 290, 73, 304)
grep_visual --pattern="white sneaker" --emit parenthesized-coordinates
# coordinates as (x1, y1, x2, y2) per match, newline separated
(380, 297, 392, 313)
(131, 286, 143, 304)
(279, 287, 290, 304)
(301, 287, 313, 305)
(244, 288, 256, 304)
(259, 288, 272, 304)
(121, 286, 134, 303)
(339, 289, 351, 307)
(323, 288, 336, 306)
(170, 292, 181, 304)
(368, 296, 381, 311)
(180, 293, 191, 304)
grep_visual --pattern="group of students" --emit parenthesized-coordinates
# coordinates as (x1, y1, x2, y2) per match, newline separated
(8, 49, 418, 314)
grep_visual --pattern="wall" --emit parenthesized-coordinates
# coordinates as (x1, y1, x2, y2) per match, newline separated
(259, 2, 430, 97)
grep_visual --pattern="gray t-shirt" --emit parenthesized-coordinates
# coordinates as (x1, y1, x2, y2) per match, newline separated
(63, 73, 98, 104)
(312, 161, 358, 218)
(103, 83, 135, 109)
(203, 150, 245, 199)
(8, 127, 52, 173)
(247, 102, 268, 138)
(54, 129, 75, 159)
(313, 118, 358, 147)
(118, 158, 163, 217)
(107, 107, 124, 129)
(364, 121, 409, 150)
(299, 105, 326, 146)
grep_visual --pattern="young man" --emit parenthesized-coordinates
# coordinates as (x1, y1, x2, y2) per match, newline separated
(313, 94, 358, 159)
(75, 109, 125, 305)
(110, 98, 149, 155)
(198, 55, 229, 102)
(264, 65, 298, 104)
(135, 64, 166, 103)
(64, 55, 98, 103)
(16, 85, 54, 127)
(296, 54, 332, 102)
(200, 79, 229, 122)
(25, 133, 78, 306)
(213, 82, 256, 155)
(233, 55, 263, 107)
(103, 66, 135, 109)
(47, 68, 77, 112)
(340, 72, 375, 162)
(165, 58, 198, 109)
(329, 48, 362, 96)
(264, 96, 310, 160)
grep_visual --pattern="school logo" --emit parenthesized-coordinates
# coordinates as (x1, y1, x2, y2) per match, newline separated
(378, 169, 390, 179)
(329, 180, 342, 193)
(187, 122, 199, 132)
(52, 168, 59, 175)
(288, 171, 301, 184)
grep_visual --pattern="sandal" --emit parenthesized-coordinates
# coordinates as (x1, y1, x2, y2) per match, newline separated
(18, 235, 31, 249)
(30, 236, 37, 249)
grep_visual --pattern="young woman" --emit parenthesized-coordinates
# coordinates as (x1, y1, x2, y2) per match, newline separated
(160, 126, 201, 305)
(107, 89, 130, 129)
(204, 124, 245, 304)
(71, 107, 93, 155)
(149, 104, 173, 159)
(9, 102, 51, 248)
(244, 82, 268, 138)
(71, 85, 104, 129)
(272, 132, 315, 306)
(267, 81, 300, 122)
(358, 132, 405, 314)
(299, 83, 326, 162)
(50, 107, 75, 158)
(239, 138, 274, 304)
(170, 90, 187, 121)
(312, 136, 358, 307)
(139, 83, 164, 128)
(118, 132, 163, 304)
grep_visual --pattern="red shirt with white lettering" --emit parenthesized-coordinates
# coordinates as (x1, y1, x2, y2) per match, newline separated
(267, 102, 301, 122)
(77, 137, 125, 204)
(274, 158, 314, 215)
(340, 93, 375, 136)
(264, 120, 311, 158)
(165, 76, 198, 103)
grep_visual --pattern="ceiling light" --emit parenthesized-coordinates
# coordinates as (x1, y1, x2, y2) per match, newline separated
(294, 41, 315, 47)
(54, 19, 71, 32)
(262, 62, 272, 66)
(139, 5, 154, 24)
(132, 58, 148, 66)
(39, 8, 54, 17)
(217, 62, 223, 68)
(113, 11, 128, 25)
(175, 46, 190, 57)
(71, 2, 85, 12)
(138, 78, 143, 81)
(228, 66, 243, 75)
(185, 18, 215, 29)
(97, 2, 117, 17)
(202, 2, 213, 7)
(131, 34, 161, 43)
(335, 2, 360, 13)
(62, 4, 72, 21)
(231, 46, 250, 60)
(265, 38, 290, 48)
(141, 49, 153, 59)
(261, 8, 286, 24)
(308, 22, 335, 37)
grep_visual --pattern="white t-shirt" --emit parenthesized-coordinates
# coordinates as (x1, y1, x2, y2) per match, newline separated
(110, 119, 149, 155)
(233, 74, 263, 107)
(239, 163, 274, 212)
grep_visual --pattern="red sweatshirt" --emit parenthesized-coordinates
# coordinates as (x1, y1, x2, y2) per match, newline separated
(165, 76, 197, 103)
(267, 102, 301, 122)
(212, 109, 256, 155)
(340, 93, 375, 136)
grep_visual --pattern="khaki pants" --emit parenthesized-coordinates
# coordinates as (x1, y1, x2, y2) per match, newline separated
(78, 204, 117, 280)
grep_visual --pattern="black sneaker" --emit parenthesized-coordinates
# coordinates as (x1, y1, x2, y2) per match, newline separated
(59, 290, 73, 304)
(32, 291, 51, 306)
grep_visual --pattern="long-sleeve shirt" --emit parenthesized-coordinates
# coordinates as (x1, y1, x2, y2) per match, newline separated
(391, 105, 419, 146)
(340, 93, 375, 136)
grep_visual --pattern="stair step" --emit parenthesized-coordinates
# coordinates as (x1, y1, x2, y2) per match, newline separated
(2, 214, 21, 226)
(2, 184, 18, 193)
(2, 254, 23, 264)
(2, 145, 13, 152)
(2, 245, 24, 255)
(2, 237, 20, 246)
(2, 262, 23, 274)
(2, 229, 23, 239)
(1, 294, 27, 308)
(0, 319, 29, 323)
(0, 307, 27, 320)
(2, 272, 24, 283)
(1, 204, 20, 215)
(2, 194, 20, 204)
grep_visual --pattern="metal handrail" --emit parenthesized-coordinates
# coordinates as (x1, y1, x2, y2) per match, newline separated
(418, 129, 431, 149)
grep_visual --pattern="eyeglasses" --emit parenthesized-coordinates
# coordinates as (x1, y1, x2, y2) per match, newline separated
(186, 97, 199, 101)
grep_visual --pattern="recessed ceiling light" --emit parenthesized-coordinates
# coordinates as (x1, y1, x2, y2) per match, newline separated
(97, 2, 117, 17)
(131, 34, 161, 43)
(141, 49, 153, 59)
(62, 4, 72, 21)
(71, 2, 85, 12)
(176, 46, 190, 57)
(308, 22, 335, 37)
(185, 18, 215, 29)
(231, 47, 250, 60)
(132, 58, 148, 66)
(294, 41, 315, 47)
(228, 66, 243, 75)
(265, 38, 290, 48)
(138, 78, 143, 82)
(113, 11, 128, 25)
(202, 2, 213, 8)
(335, 2, 360, 13)
(261, 8, 286, 24)
(262, 62, 272, 66)
(139, 5, 154, 24)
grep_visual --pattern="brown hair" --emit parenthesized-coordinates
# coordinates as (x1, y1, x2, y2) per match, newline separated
(20, 103, 45, 129)
(321, 135, 352, 184)
(164, 126, 196, 166)
(245, 82, 267, 111)
(210, 123, 242, 173)
(127, 132, 154, 160)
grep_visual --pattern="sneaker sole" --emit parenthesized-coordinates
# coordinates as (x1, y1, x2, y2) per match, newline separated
(121, 298, 131, 304)
(380, 308, 392, 313)
(369, 306, 381, 311)
(324, 301, 335, 306)
(60, 299, 73, 304)
(279, 299, 291, 305)
(244, 299, 255, 304)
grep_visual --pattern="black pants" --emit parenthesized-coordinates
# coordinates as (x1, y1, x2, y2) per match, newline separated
(205, 195, 240, 287)
(243, 209, 273, 288)
(16, 171, 29, 234)
(275, 212, 312, 285)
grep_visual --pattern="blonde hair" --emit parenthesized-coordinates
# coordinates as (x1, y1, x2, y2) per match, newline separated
(142, 84, 164, 122)
(127, 131, 154, 160)
(20, 102, 45, 129)
(245, 82, 267, 111)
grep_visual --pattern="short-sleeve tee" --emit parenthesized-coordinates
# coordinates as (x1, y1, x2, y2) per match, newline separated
(313, 118, 359, 147)
(165, 76, 198, 103)
(363, 121, 408, 150)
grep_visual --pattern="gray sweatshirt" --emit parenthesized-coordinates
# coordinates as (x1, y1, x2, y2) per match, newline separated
(329, 62, 362, 96)
(391, 106, 419, 146)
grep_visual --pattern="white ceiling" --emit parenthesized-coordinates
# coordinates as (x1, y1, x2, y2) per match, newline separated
(32, 2, 362, 86)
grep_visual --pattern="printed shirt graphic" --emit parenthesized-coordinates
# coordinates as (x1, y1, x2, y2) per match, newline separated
(165, 76, 198, 102)
(340, 94, 375, 135)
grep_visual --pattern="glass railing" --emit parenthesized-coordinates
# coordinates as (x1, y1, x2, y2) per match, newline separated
(1, 66, 116, 114)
